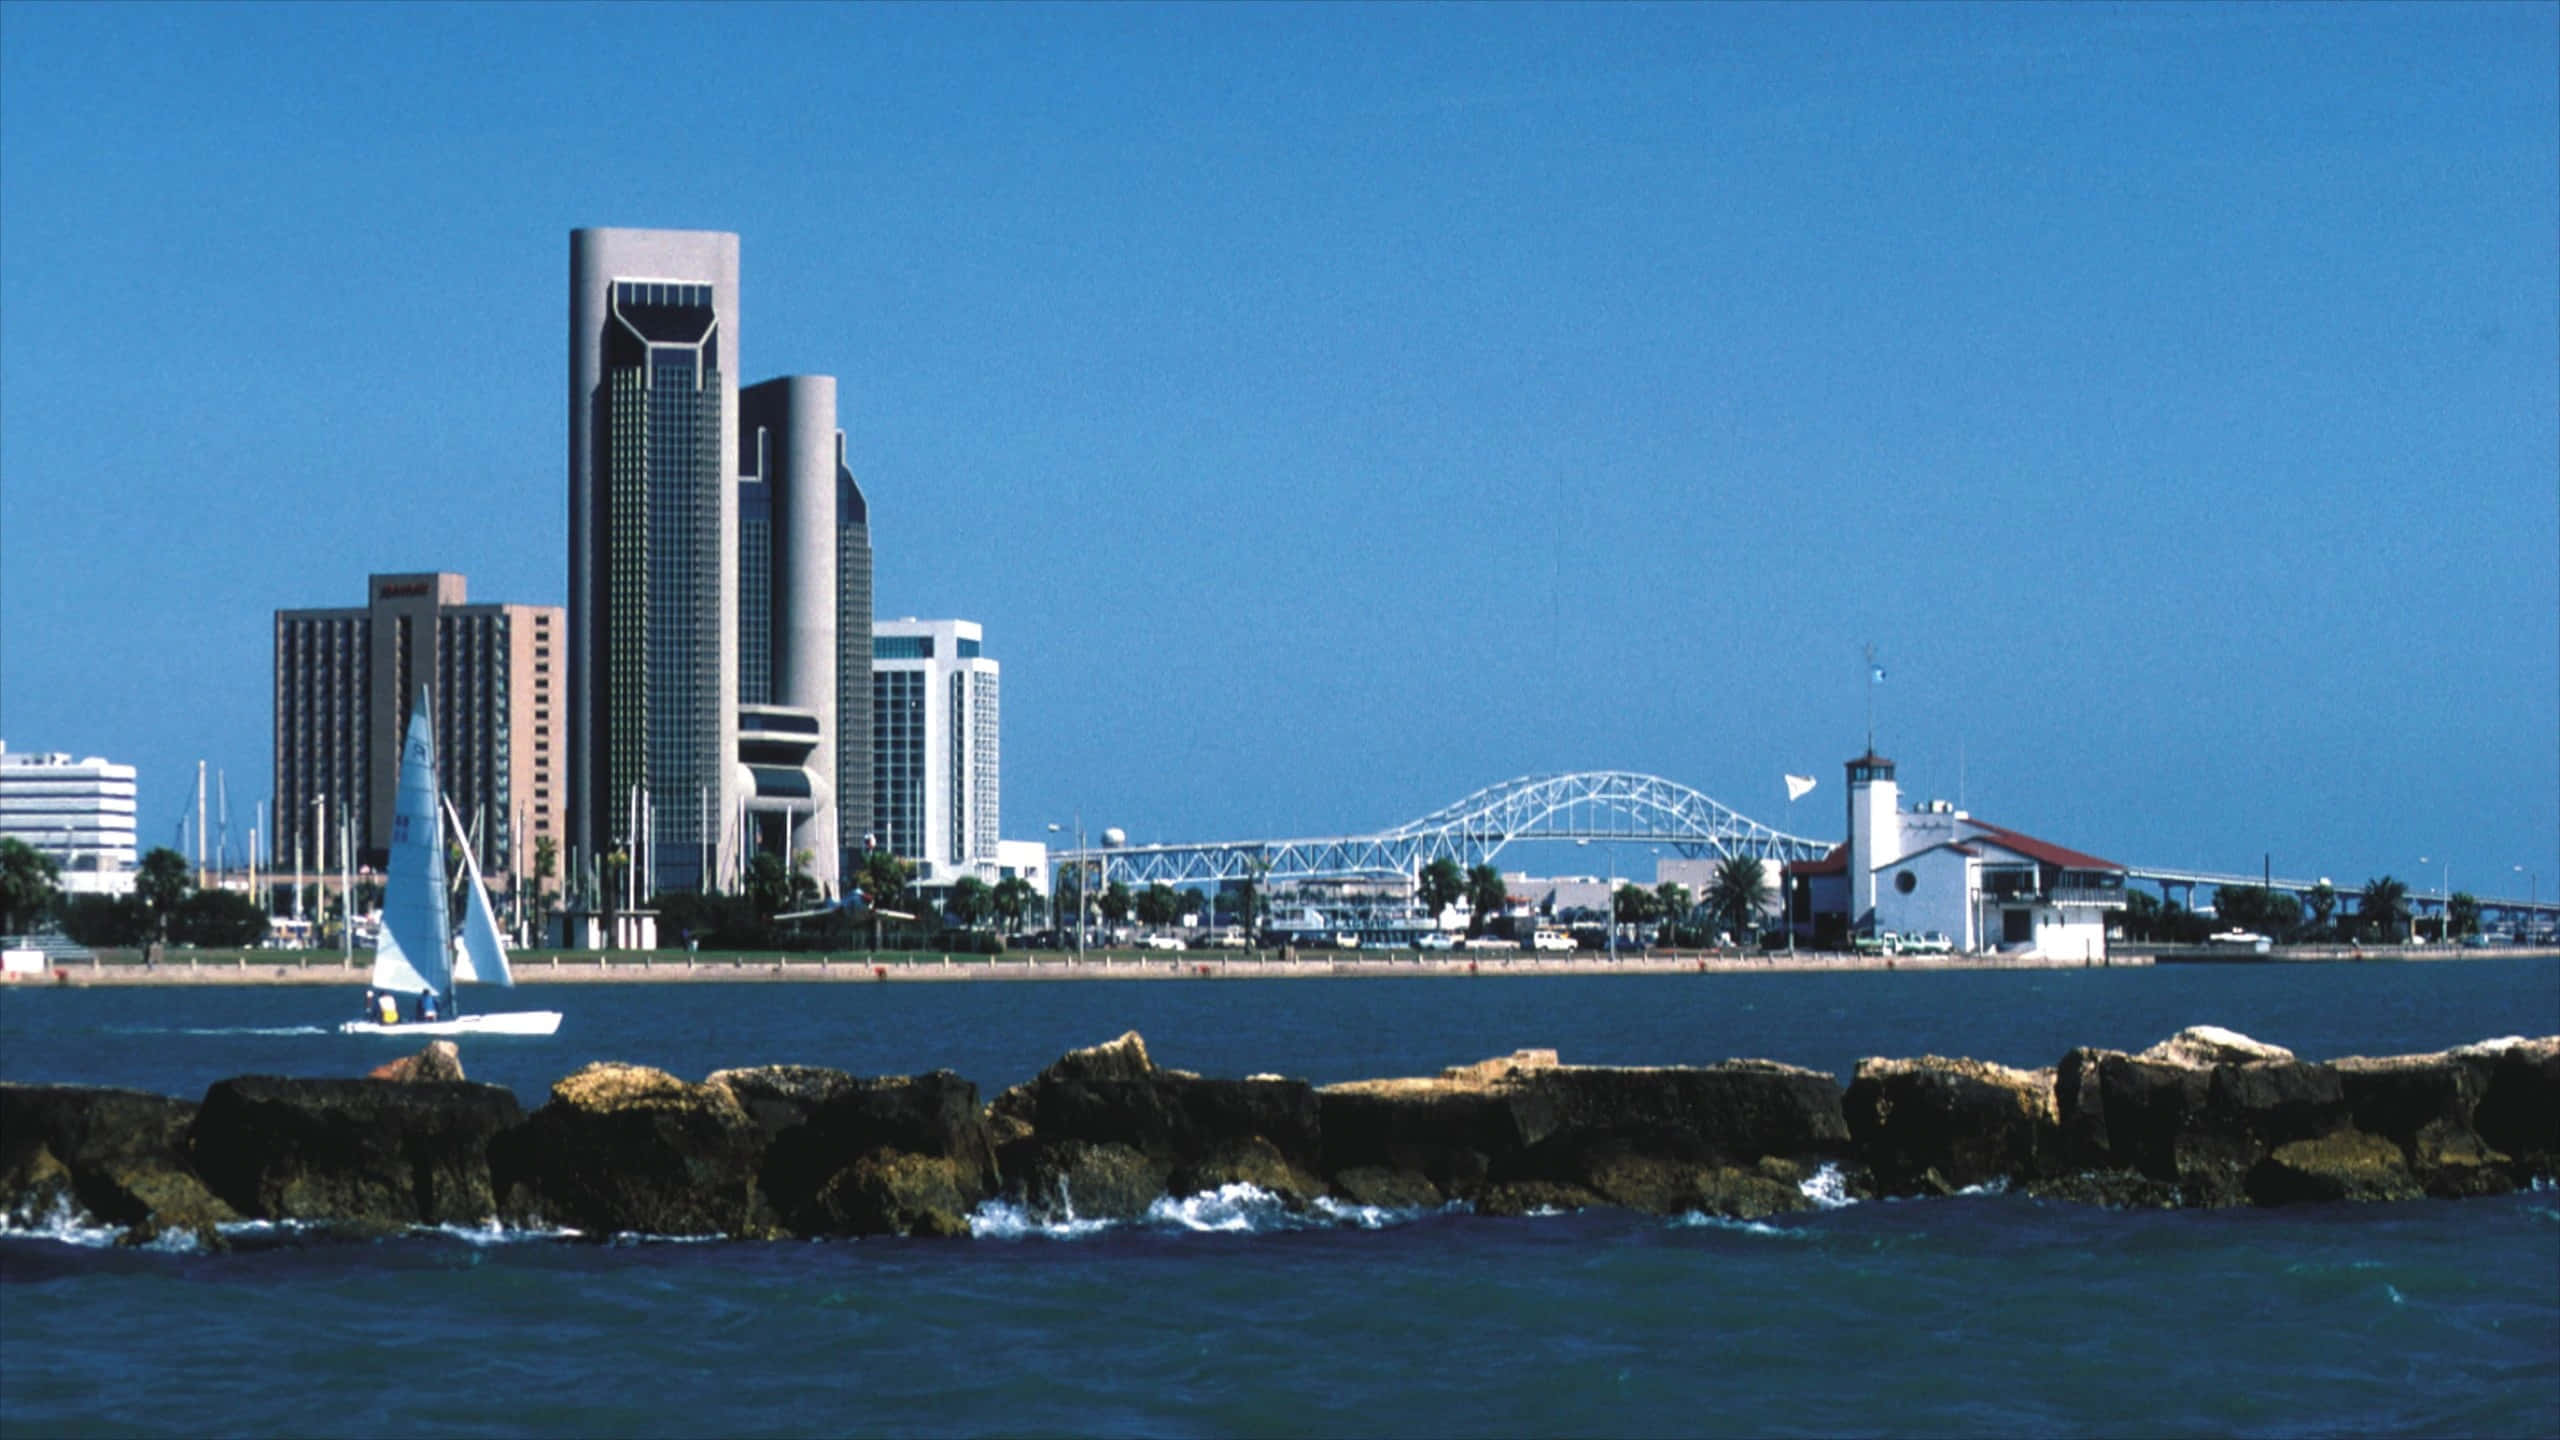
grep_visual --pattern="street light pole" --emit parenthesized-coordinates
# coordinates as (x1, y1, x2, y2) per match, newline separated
(2420, 855, 2450, 942)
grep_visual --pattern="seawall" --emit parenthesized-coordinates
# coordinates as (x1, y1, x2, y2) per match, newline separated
(4, 1026, 2552, 1247)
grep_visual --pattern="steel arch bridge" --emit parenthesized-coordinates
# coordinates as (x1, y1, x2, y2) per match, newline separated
(1063, 771, 1834, 890)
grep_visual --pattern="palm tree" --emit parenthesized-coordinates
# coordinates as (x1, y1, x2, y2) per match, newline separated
(2357, 875, 2410, 943)
(1465, 864, 1508, 936)
(947, 875, 992, 932)
(860, 850, 913, 951)
(1653, 881, 1692, 945)
(2304, 881, 2338, 939)
(992, 875, 1038, 935)
(1704, 856, 1770, 948)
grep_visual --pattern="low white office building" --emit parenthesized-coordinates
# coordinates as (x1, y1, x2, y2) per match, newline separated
(0, 744, 140, 895)
(1794, 750, 2127, 958)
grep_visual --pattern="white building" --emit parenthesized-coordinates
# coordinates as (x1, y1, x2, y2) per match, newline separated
(0, 744, 140, 895)
(871, 618, 1000, 886)
(1793, 750, 2127, 958)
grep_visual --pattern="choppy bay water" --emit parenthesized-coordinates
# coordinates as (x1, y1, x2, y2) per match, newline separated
(5, 957, 2557, 1438)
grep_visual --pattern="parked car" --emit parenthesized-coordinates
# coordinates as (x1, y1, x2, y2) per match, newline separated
(1138, 935, 1184, 952)
(1901, 931, 1954, 955)
(1461, 936, 1517, 952)
(1850, 931, 1902, 956)
(1196, 928, 1250, 950)
(1531, 930, 1575, 954)
(1412, 932, 1457, 951)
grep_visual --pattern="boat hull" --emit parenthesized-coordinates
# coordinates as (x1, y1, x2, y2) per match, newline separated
(338, 1011, 563, 1037)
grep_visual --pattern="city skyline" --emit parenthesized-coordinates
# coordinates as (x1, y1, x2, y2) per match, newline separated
(1, 4, 2553, 900)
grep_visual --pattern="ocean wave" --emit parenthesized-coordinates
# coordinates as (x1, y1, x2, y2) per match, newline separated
(0, 1194, 126, 1249)
(1669, 1211, 1808, 1239)
(1955, 1176, 2013, 1197)
(1798, 1163, 1858, 1210)
(968, 1184, 1445, 1240)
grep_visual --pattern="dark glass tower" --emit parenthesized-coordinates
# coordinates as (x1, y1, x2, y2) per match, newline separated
(569, 230, 739, 899)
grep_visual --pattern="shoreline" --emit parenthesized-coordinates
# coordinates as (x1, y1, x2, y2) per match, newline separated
(6, 944, 2550, 986)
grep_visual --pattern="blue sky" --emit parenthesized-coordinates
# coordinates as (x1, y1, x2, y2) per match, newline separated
(3, 2, 2554, 899)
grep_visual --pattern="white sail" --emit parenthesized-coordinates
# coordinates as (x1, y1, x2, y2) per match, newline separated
(443, 794, 515, 988)
(370, 693, 452, 999)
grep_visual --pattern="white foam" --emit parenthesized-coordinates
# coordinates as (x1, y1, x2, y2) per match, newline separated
(0, 1192, 121, 1248)
(966, 1197, 1117, 1240)
(1670, 1211, 1805, 1239)
(1955, 1176, 2013, 1197)
(1146, 1182, 1290, 1232)
(1798, 1163, 1859, 1210)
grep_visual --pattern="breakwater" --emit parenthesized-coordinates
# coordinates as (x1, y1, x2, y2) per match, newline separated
(5, 1025, 2552, 1247)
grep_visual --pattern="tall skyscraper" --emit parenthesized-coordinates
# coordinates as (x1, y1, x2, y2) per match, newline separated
(568, 228, 740, 897)
(871, 618, 998, 880)
(0, 744, 139, 894)
(736, 376, 872, 894)
(273, 572, 562, 875)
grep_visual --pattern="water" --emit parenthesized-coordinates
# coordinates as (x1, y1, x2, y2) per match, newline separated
(5, 958, 2557, 1437)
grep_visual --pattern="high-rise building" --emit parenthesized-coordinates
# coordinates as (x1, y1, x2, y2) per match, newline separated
(0, 743, 139, 895)
(871, 618, 999, 882)
(736, 377, 872, 894)
(272, 572, 562, 876)
(568, 228, 740, 897)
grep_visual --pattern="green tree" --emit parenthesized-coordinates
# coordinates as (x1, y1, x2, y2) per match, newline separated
(1135, 883, 1179, 929)
(947, 875, 993, 931)
(744, 853, 792, 919)
(2446, 892, 2481, 938)
(1178, 887, 1208, 927)
(1100, 881, 1133, 927)
(136, 847, 193, 940)
(1653, 882, 1692, 944)
(1703, 856, 1770, 947)
(58, 893, 149, 947)
(1417, 858, 1466, 924)
(1613, 883, 1658, 927)
(1230, 858, 1272, 944)
(171, 889, 268, 947)
(2357, 876, 2410, 943)
(2304, 882, 2339, 939)
(2215, 885, 2302, 938)
(859, 850, 913, 950)
(0, 838, 60, 934)
(992, 875, 1038, 934)
(1465, 864, 1508, 936)
(2121, 889, 2162, 942)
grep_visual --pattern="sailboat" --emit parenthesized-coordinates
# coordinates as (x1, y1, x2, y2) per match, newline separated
(339, 690, 562, 1037)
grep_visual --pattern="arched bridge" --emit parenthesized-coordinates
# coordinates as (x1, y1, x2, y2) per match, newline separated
(1063, 771, 1834, 890)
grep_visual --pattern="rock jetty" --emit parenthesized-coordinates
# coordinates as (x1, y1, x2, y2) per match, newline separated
(3, 1027, 2552, 1247)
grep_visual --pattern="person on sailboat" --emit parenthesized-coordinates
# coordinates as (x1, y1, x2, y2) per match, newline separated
(374, 990, 401, 1026)
(420, 990, 439, 1023)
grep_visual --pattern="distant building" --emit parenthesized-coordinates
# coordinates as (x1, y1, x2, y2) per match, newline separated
(0, 744, 138, 894)
(870, 619, 999, 885)
(1792, 751, 2128, 957)
(273, 572, 562, 878)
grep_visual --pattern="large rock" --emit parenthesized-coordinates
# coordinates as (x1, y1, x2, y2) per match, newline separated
(708, 1065, 997, 1236)
(1845, 1056, 2059, 1195)
(493, 1063, 772, 1238)
(1320, 1049, 1850, 1216)
(2053, 1029, 2349, 1206)
(368, 1041, 466, 1084)
(1, 1084, 236, 1244)
(190, 1075, 523, 1227)
(990, 1032, 1326, 1220)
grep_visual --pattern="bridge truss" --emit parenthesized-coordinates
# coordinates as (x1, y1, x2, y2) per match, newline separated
(1063, 771, 1835, 891)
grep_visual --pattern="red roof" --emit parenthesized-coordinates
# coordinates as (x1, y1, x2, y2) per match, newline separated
(1788, 845, 1849, 876)
(1961, 819, 2122, 873)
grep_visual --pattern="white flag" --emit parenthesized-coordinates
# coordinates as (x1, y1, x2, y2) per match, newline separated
(1784, 774, 1818, 802)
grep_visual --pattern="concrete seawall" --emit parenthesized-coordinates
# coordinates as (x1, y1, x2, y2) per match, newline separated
(8, 948, 2171, 986)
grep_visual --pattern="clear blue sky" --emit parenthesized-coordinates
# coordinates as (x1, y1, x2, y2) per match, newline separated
(3, 2, 2554, 899)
